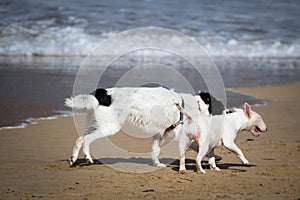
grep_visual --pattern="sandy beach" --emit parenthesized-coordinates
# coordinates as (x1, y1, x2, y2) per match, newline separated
(0, 82, 299, 199)
(1, 1, 299, 199)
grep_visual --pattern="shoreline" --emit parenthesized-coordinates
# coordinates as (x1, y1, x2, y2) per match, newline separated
(0, 113, 71, 131)
(0, 88, 266, 131)
(0, 82, 299, 199)
(1, 56, 299, 128)
(1, 81, 297, 132)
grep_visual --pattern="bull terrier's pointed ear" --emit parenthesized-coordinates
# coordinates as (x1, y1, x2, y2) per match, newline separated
(244, 103, 251, 118)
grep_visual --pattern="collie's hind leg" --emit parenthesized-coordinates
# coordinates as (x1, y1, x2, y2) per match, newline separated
(82, 124, 121, 164)
(69, 136, 84, 166)
(82, 131, 105, 164)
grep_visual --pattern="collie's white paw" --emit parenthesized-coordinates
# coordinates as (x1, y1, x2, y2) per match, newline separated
(84, 155, 94, 164)
(69, 156, 76, 166)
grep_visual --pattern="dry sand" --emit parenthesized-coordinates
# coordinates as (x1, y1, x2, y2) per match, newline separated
(0, 83, 299, 199)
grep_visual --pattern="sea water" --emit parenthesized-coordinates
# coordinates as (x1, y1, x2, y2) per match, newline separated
(1, 0, 299, 58)
(0, 0, 299, 128)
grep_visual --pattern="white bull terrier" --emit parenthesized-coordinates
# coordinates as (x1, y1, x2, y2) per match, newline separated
(176, 102, 267, 174)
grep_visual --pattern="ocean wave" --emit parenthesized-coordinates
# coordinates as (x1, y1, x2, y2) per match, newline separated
(0, 26, 101, 56)
(0, 26, 299, 58)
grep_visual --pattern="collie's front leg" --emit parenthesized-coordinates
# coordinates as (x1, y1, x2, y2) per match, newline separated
(151, 134, 166, 167)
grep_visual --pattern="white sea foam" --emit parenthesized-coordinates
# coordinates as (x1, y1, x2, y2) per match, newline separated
(0, 123, 28, 131)
(0, 25, 299, 58)
(1, 0, 299, 59)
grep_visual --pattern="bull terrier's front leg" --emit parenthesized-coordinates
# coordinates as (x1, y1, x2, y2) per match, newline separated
(196, 145, 207, 174)
(224, 141, 249, 165)
(196, 157, 206, 174)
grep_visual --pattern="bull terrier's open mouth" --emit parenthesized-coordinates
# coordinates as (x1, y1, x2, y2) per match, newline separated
(255, 126, 262, 132)
(255, 126, 267, 134)
(254, 126, 263, 136)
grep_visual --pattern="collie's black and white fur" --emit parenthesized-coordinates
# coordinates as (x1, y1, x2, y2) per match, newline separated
(65, 87, 216, 167)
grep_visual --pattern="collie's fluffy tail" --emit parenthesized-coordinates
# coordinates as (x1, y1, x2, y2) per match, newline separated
(65, 94, 99, 110)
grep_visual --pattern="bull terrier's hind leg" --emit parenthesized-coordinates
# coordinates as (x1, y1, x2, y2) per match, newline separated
(196, 143, 209, 174)
(178, 134, 191, 174)
(207, 148, 220, 171)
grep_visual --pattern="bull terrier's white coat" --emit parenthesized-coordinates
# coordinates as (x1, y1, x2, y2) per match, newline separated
(176, 103, 267, 174)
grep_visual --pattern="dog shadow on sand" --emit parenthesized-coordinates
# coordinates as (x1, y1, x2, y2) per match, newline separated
(67, 157, 175, 168)
(169, 159, 256, 173)
(66, 157, 255, 173)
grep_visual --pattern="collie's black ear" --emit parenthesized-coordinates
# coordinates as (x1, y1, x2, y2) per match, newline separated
(95, 88, 107, 97)
(199, 91, 212, 114)
(199, 91, 211, 105)
(93, 88, 112, 106)
(199, 91, 226, 115)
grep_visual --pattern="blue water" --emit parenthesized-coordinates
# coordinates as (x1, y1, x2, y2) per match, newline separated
(0, 0, 300, 129)
(1, 0, 299, 57)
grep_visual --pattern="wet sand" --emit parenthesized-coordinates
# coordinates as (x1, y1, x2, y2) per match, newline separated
(2, 56, 299, 128)
(0, 83, 299, 199)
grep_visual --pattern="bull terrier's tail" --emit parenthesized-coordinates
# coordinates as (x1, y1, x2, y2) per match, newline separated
(65, 94, 99, 110)
(175, 103, 193, 121)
